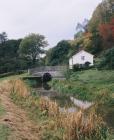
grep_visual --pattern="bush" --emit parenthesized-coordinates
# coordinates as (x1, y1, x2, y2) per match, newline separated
(64, 69, 73, 80)
(84, 61, 91, 68)
(73, 63, 93, 71)
(73, 64, 80, 71)
(99, 48, 114, 69)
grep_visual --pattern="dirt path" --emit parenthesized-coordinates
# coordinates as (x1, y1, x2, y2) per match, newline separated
(0, 92, 40, 140)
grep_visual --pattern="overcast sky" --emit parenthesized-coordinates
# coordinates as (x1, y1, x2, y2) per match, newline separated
(0, 0, 102, 48)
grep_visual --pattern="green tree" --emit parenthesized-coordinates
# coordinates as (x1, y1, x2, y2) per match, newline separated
(0, 39, 22, 73)
(88, 31, 102, 54)
(46, 40, 71, 66)
(19, 33, 48, 65)
(0, 32, 7, 44)
(100, 48, 114, 69)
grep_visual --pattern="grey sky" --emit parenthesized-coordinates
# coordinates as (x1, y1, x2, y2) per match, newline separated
(0, 0, 102, 48)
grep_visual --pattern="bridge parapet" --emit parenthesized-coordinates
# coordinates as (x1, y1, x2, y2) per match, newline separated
(28, 66, 67, 78)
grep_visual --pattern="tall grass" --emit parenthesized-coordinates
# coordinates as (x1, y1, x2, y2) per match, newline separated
(50, 70, 114, 102)
(10, 79, 30, 97)
(62, 111, 107, 140)
(38, 97, 108, 140)
(39, 97, 59, 117)
(7, 79, 109, 140)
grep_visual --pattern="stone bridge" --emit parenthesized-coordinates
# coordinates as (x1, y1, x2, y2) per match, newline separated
(28, 66, 67, 79)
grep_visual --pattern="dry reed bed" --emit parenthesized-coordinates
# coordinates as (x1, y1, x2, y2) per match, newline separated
(1, 79, 108, 140)
(38, 97, 106, 140)
(0, 79, 30, 97)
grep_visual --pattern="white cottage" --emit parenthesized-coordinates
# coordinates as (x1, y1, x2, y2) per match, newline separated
(69, 50, 94, 69)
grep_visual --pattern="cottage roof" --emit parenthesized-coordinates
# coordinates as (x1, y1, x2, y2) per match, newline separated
(70, 50, 94, 59)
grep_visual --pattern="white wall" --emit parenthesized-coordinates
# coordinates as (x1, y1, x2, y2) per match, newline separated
(69, 58, 73, 69)
(69, 51, 94, 69)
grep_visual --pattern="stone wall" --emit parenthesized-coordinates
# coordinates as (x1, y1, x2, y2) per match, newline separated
(28, 66, 67, 78)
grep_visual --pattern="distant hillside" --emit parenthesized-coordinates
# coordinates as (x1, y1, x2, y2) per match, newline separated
(73, 0, 114, 55)
(45, 0, 114, 66)
(88, 0, 114, 31)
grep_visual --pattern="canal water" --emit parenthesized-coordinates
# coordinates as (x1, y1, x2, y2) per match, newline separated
(33, 82, 93, 109)
(37, 83, 114, 131)
(24, 77, 114, 131)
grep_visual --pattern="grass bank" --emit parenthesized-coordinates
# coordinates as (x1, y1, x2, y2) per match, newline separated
(8, 79, 109, 140)
(0, 101, 10, 140)
(0, 72, 28, 82)
(0, 101, 5, 116)
(51, 70, 114, 102)
(0, 125, 10, 140)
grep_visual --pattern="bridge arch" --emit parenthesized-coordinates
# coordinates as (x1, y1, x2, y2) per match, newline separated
(42, 72, 52, 82)
(28, 66, 67, 79)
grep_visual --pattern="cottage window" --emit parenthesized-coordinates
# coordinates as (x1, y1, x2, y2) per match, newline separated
(81, 56, 85, 60)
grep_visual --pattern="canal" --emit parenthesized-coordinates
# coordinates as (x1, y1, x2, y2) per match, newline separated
(23, 76, 114, 132)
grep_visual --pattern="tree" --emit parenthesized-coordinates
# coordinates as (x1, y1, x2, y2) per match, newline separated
(0, 39, 23, 73)
(76, 19, 89, 33)
(0, 38, 24, 73)
(0, 32, 7, 44)
(45, 40, 71, 66)
(74, 19, 89, 39)
(88, 0, 114, 32)
(19, 33, 48, 65)
(99, 18, 114, 42)
(89, 30, 103, 54)
(98, 18, 114, 49)
(99, 48, 114, 69)
(4, 39, 22, 57)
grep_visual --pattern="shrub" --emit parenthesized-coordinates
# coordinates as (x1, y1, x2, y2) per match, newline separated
(73, 64, 80, 71)
(84, 61, 91, 68)
(99, 48, 114, 69)
(11, 80, 30, 97)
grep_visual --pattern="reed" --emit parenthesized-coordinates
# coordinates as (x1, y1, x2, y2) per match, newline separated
(10, 79, 30, 97)
(38, 97, 108, 140)
(7, 79, 108, 140)
(0, 80, 13, 94)
(61, 111, 106, 140)
(39, 97, 59, 117)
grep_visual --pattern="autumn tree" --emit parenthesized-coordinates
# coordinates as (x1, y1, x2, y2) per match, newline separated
(99, 18, 114, 43)
(88, 0, 114, 32)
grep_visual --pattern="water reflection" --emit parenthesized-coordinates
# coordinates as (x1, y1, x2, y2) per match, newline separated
(70, 97, 93, 109)
(51, 95, 74, 107)
(43, 82, 51, 90)
(60, 107, 79, 113)
(24, 78, 114, 130)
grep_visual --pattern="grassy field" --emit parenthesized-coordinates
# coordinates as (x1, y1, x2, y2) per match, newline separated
(0, 72, 29, 82)
(0, 101, 5, 116)
(51, 69, 114, 134)
(51, 69, 114, 102)
(0, 125, 10, 140)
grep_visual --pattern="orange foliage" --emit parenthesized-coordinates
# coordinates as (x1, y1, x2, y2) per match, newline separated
(110, 19, 114, 38)
(99, 18, 114, 41)
(84, 32, 92, 38)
